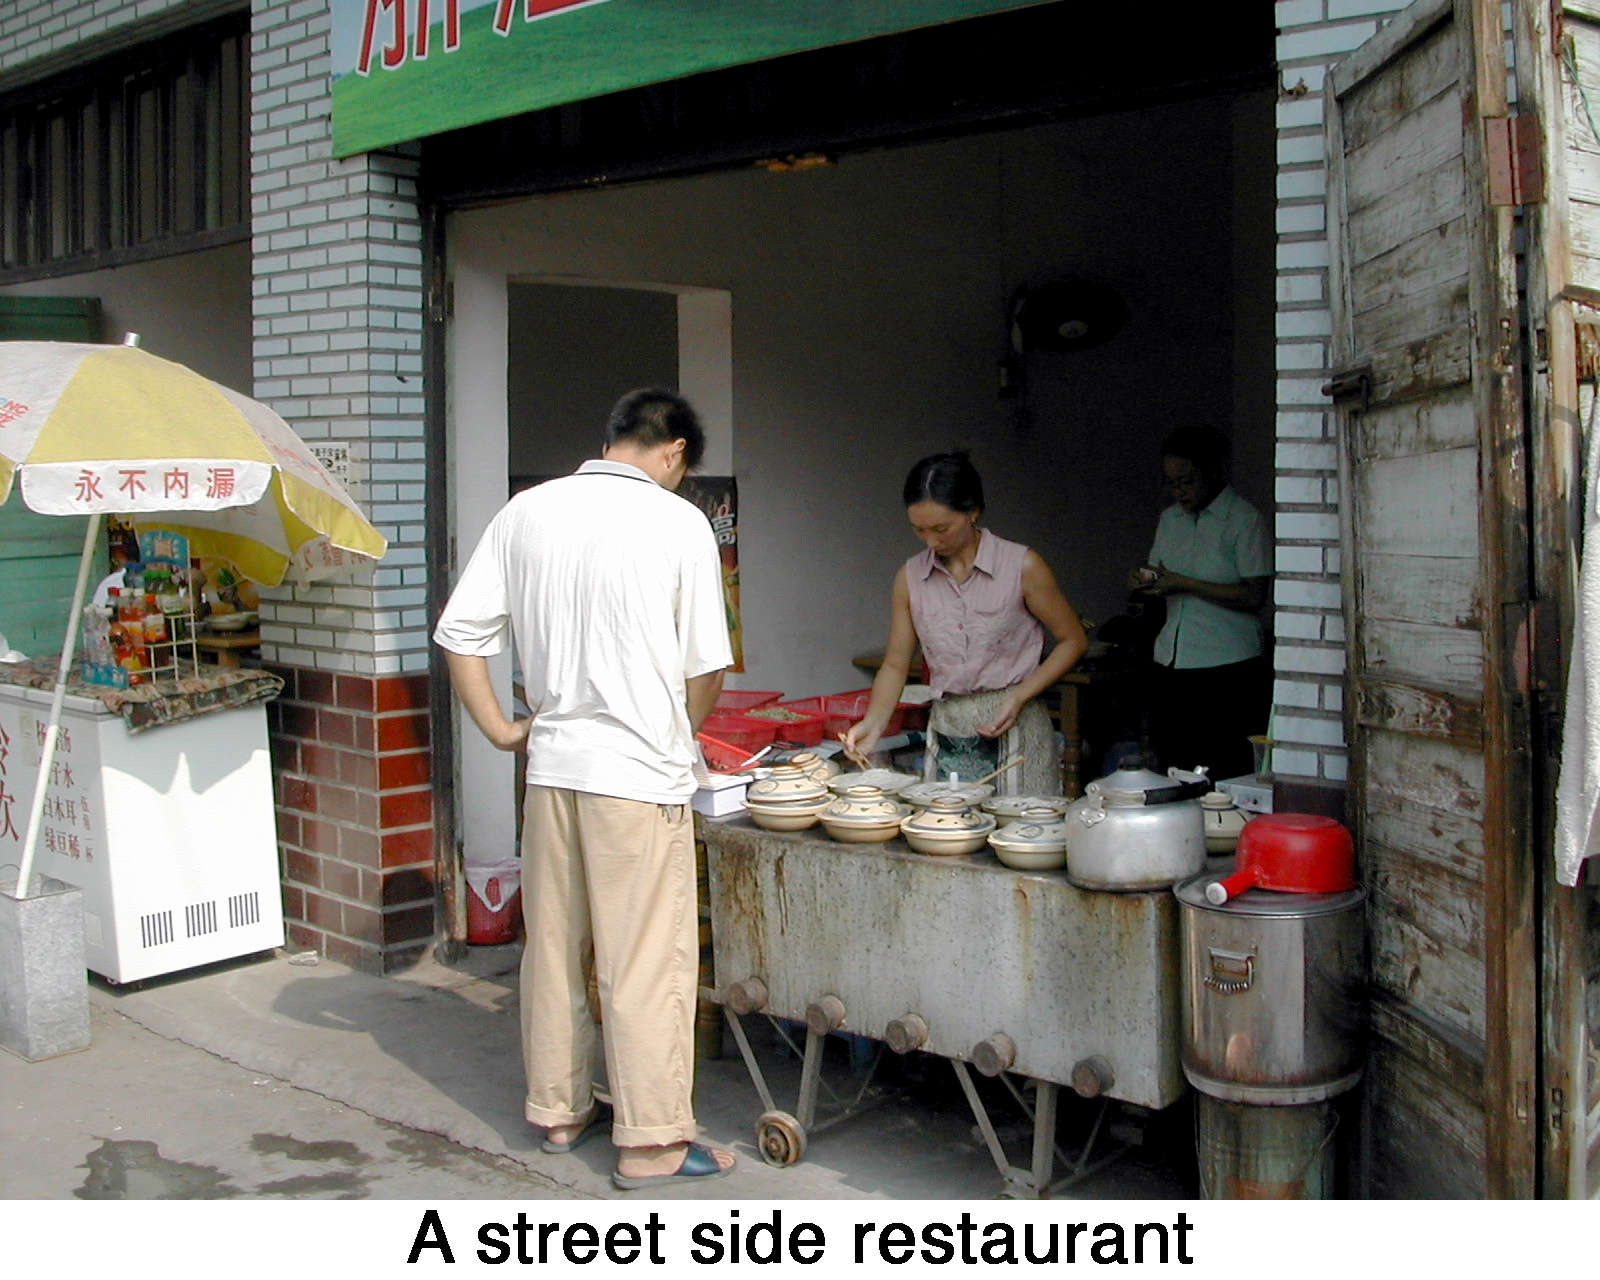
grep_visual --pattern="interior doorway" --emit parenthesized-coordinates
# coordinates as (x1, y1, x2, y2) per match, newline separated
(449, 274, 734, 868)
(507, 282, 679, 487)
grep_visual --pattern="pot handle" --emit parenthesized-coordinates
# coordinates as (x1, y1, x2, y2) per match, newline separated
(1204, 866, 1258, 905)
(1203, 947, 1255, 994)
(1077, 794, 1108, 827)
(1143, 778, 1212, 806)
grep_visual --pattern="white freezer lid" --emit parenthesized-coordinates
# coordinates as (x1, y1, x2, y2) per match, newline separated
(0, 678, 117, 717)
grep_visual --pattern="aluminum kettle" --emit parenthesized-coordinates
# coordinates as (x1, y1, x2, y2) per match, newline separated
(1064, 761, 1209, 892)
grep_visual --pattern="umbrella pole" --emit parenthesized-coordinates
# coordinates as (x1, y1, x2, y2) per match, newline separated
(14, 515, 101, 900)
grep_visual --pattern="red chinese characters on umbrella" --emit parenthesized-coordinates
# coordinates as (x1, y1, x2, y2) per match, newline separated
(53, 462, 270, 513)
(0, 396, 30, 428)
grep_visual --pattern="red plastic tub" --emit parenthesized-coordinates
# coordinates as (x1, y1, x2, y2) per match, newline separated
(713, 690, 784, 713)
(699, 713, 780, 758)
(823, 689, 906, 740)
(742, 700, 828, 746)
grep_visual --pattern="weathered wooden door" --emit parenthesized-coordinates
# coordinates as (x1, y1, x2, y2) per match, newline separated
(1327, 0, 1538, 1197)
(1514, 0, 1600, 1200)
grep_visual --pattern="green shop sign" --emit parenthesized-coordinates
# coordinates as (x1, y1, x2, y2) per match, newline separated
(331, 0, 1050, 157)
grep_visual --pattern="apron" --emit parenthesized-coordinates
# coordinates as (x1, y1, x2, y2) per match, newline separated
(924, 689, 1057, 795)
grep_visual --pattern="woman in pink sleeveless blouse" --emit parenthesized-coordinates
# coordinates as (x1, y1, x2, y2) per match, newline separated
(844, 452, 1088, 794)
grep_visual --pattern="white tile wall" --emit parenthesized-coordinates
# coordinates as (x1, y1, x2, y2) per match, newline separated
(250, 0, 430, 675)
(1271, 0, 1410, 783)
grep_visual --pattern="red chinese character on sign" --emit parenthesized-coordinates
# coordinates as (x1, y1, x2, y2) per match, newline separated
(75, 470, 104, 502)
(0, 719, 10, 774)
(0, 780, 16, 841)
(207, 467, 237, 500)
(117, 469, 149, 499)
(163, 468, 191, 500)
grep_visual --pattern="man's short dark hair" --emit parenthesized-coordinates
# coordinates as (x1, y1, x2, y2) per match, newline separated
(604, 387, 705, 469)
(1160, 425, 1232, 478)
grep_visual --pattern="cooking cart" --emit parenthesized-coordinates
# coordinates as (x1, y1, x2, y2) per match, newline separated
(700, 815, 1186, 1197)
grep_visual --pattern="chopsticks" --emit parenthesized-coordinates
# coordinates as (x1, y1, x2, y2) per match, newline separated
(837, 732, 872, 771)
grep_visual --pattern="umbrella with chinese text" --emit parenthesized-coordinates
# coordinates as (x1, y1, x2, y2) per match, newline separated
(0, 340, 387, 583)
(0, 339, 388, 897)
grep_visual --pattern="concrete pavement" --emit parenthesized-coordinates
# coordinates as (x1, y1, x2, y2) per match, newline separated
(0, 943, 1192, 1201)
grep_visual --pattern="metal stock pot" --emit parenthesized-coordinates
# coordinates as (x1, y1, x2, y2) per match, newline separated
(1063, 762, 1210, 891)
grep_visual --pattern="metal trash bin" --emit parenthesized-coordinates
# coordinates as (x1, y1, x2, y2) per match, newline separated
(1176, 870, 1365, 1199)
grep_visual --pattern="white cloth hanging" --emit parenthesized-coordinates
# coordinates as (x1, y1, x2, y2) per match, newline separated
(1555, 383, 1600, 885)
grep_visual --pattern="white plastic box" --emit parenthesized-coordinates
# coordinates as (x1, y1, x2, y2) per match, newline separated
(692, 771, 751, 818)
(0, 682, 284, 982)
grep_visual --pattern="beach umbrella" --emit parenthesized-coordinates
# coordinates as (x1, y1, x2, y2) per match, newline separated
(0, 338, 388, 897)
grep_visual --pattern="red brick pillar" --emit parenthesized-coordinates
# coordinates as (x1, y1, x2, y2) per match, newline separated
(266, 665, 437, 973)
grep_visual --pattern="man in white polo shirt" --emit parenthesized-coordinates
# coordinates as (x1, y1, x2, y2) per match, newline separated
(433, 387, 735, 1190)
(1129, 425, 1272, 782)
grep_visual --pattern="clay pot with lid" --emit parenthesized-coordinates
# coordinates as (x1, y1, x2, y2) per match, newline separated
(743, 795, 830, 832)
(981, 793, 1072, 821)
(743, 763, 831, 832)
(746, 764, 829, 806)
(820, 785, 912, 843)
(899, 795, 997, 856)
(827, 768, 918, 796)
(782, 751, 842, 784)
(1200, 791, 1249, 854)
(898, 780, 996, 812)
(988, 807, 1069, 871)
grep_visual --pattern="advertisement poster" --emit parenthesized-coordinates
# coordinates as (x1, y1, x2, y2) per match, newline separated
(683, 474, 742, 672)
(328, 0, 1051, 155)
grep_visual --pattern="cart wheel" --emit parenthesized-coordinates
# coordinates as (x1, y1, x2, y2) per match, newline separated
(755, 1110, 808, 1167)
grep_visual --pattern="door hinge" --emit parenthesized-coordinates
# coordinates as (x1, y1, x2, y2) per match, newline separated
(1486, 114, 1545, 206)
(426, 279, 454, 324)
(1322, 365, 1372, 410)
(1550, 1086, 1566, 1135)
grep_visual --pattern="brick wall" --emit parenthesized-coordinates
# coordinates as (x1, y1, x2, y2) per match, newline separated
(267, 665, 435, 971)
(250, 0, 436, 971)
(1270, 0, 1408, 788)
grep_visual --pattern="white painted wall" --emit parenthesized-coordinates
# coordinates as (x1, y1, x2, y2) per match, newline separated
(453, 98, 1275, 707)
(0, 241, 252, 388)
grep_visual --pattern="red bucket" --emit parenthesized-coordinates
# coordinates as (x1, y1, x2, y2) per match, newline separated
(465, 860, 522, 945)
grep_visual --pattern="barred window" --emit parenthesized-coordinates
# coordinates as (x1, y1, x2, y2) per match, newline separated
(0, 14, 247, 280)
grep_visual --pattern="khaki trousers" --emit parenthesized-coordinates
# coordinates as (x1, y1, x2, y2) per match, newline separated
(519, 785, 698, 1148)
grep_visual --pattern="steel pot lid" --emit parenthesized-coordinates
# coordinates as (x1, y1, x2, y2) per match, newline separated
(1085, 763, 1209, 807)
(1174, 871, 1365, 917)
